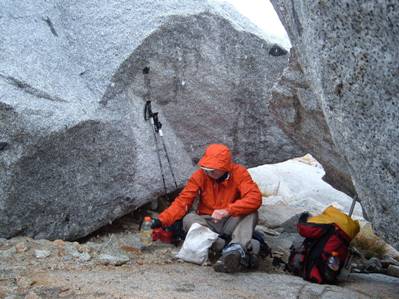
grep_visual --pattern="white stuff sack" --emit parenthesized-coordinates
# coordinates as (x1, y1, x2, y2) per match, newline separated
(176, 223, 219, 265)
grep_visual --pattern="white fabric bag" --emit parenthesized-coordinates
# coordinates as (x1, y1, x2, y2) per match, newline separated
(176, 223, 219, 265)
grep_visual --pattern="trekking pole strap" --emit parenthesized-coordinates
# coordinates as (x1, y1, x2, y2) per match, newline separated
(152, 112, 162, 133)
(144, 100, 152, 121)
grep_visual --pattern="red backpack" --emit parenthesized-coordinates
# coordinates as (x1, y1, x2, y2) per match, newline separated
(288, 207, 359, 284)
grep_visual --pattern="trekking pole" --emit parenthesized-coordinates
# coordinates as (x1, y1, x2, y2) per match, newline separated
(348, 195, 358, 217)
(153, 114, 178, 189)
(143, 67, 178, 199)
(144, 100, 169, 201)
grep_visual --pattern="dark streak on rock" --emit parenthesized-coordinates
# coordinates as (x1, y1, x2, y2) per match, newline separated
(0, 142, 8, 151)
(335, 82, 344, 97)
(382, 161, 397, 178)
(0, 73, 67, 103)
(42, 16, 58, 37)
(269, 44, 288, 56)
(291, 0, 303, 37)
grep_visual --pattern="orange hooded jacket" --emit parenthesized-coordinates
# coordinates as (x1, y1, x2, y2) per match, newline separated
(158, 144, 262, 227)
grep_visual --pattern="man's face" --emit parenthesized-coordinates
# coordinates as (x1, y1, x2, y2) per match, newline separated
(202, 168, 226, 180)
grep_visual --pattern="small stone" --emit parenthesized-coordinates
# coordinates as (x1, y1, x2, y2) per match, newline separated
(76, 244, 90, 253)
(15, 242, 28, 253)
(84, 241, 102, 254)
(381, 256, 399, 268)
(63, 255, 72, 262)
(24, 291, 39, 299)
(53, 239, 65, 247)
(384, 245, 399, 260)
(59, 288, 73, 298)
(0, 246, 17, 258)
(34, 249, 51, 259)
(257, 226, 281, 236)
(57, 248, 65, 257)
(97, 254, 129, 266)
(64, 243, 80, 257)
(387, 265, 399, 278)
(78, 252, 91, 262)
(272, 250, 285, 258)
(365, 257, 383, 273)
(16, 276, 33, 288)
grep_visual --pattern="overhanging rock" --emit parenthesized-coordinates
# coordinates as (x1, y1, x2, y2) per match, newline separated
(271, 0, 399, 249)
(270, 48, 356, 198)
(0, 0, 300, 240)
(102, 12, 300, 167)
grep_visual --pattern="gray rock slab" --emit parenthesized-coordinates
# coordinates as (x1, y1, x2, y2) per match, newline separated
(259, 201, 304, 229)
(261, 231, 302, 258)
(36, 264, 397, 299)
(342, 273, 399, 298)
(270, 48, 357, 197)
(34, 249, 51, 259)
(279, 213, 302, 233)
(97, 254, 129, 266)
(271, 0, 399, 249)
(102, 10, 300, 167)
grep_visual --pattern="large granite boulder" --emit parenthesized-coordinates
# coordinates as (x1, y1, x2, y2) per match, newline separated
(270, 48, 356, 197)
(270, 0, 399, 249)
(101, 9, 299, 166)
(0, 0, 299, 240)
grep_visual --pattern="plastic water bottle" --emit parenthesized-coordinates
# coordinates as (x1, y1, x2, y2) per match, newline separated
(140, 216, 153, 246)
(327, 251, 340, 271)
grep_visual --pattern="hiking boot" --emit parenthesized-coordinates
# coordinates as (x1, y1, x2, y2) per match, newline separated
(248, 253, 259, 270)
(253, 230, 272, 258)
(213, 250, 241, 273)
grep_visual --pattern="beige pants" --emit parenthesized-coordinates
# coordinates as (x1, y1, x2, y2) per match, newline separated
(182, 212, 258, 252)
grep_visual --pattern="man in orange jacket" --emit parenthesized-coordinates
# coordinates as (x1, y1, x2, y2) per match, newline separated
(151, 143, 262, 273)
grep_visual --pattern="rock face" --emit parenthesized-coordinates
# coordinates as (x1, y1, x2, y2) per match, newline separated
(270, 0, 399, 249)
(102, 11, 299, 166)
(0, 1, 298, 240)
(270, 48, 356, 197)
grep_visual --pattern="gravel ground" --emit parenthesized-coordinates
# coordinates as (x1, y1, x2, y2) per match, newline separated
(1, 214, 398, 299)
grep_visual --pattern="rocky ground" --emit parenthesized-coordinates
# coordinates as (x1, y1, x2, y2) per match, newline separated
(1, 212, 398, 299)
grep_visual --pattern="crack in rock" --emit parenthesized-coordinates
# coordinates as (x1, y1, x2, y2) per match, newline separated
(42, 16, 58, 37)
(0, 73, 67, 103)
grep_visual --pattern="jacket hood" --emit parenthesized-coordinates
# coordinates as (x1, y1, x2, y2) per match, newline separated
(198, 144, 232, 172)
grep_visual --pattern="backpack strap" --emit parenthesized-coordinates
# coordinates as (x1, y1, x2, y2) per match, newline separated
(333, 225, 351, 247)
(303, 224, 335, 281)
(304, 225, 352, 283)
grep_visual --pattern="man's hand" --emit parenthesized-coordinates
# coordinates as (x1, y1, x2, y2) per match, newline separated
(211, 209, 230, 221)
(151, 218, 162, 229)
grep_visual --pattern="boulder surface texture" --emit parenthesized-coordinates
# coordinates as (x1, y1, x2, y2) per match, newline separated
(270, 48, 357, 197)
(271, 0, 399, 249)
(0, 0, 297, 240)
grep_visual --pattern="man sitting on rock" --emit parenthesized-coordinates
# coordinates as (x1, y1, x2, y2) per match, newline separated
(151, 143, 262, 273)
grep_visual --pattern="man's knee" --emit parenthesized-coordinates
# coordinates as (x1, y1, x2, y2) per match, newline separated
(246, 211, 258, 222)
(242, 211, 258, 229)
(182, 213, 206, 232)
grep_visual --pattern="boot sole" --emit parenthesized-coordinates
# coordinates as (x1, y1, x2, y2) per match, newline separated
(213, 252, 241, 273)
